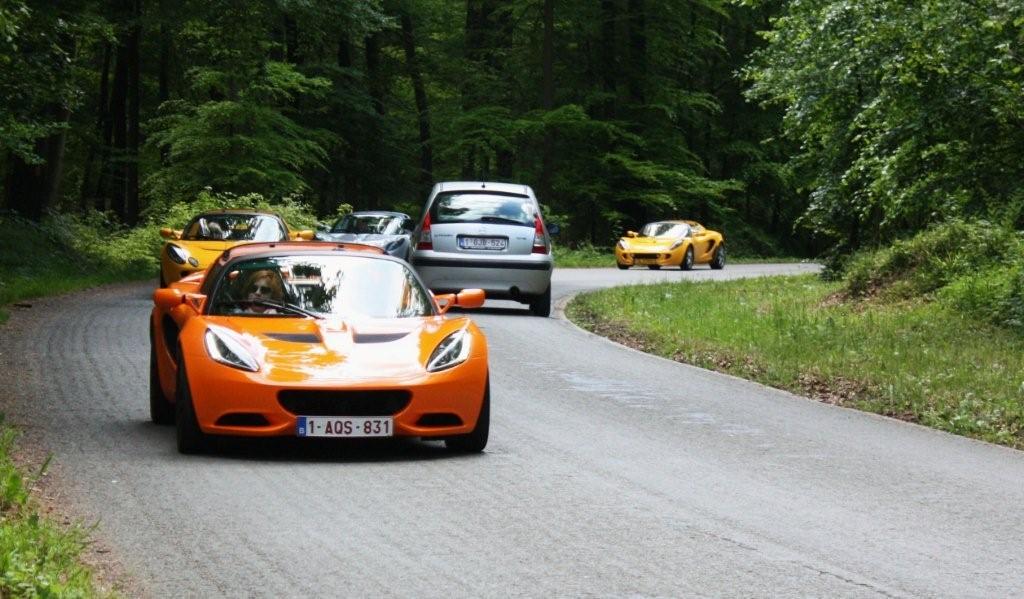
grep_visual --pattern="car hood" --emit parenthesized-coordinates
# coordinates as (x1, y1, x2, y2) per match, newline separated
(206, 315, 470, 383)
(172, 240, 246, 266)
(620, 236, 679, 250)
(319, 233, 404, 247)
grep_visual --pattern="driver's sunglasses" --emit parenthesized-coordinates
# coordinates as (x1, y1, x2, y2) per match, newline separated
(251, 285, 272, 294)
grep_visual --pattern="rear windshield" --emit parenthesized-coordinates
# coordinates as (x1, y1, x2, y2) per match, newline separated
(430, 192, 534, 227)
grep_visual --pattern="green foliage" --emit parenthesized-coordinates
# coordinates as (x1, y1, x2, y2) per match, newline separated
(0, 426, 105, 597)
(144, 2, 333, 203)
(0, 1, 109, 162)
(746, 0, 1024, 249)
(838, 219, 1024, 332)
(569, 274, 1024, 447)
(843, 220, 1019, 298)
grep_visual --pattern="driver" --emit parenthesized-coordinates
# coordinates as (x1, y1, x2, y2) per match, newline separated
(242, 269, 285, 313)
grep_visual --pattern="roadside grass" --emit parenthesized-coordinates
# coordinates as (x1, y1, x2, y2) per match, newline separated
(0, 425, 108, 597)
(554, 244, 807, 268)
(0, 215, 153, 324)
(568, 274, 1024, 448)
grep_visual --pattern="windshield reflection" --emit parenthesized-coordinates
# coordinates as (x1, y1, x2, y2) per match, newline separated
(210, 255, 434, 318)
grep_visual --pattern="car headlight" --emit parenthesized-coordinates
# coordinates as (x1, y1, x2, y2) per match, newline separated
(427, 328, 472, 372)
(167, 244, 189, 265)
(617, 240, 628, 250)
(385, 239, 402, 253)
(204, 325, 259, 372)
(669, 239, 684, 250)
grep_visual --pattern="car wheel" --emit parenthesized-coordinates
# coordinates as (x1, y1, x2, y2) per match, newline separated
(710, 244, 726, 270)
(150, 341, 174, 426)
(530, 285, 552, 317)
(175, 357, 208, 454)
(647, 265, 661, 270)
(445, 378, 489, 453)
(681, 246, 694, 271)
(616, 262, 629, 270)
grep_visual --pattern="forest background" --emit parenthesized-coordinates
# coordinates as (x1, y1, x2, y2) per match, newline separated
(1, 0, 1022, 259)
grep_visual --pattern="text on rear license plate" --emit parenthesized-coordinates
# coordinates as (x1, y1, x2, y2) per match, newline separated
(297, 416, 393, 437)
(459, 236, 507, 250)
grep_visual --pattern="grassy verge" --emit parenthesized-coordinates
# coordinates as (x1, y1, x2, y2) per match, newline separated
(0, 425, 108, 597)
(554, 244, 807, 268)
(0, 216, 153, 324)
(567, 274, 1024, 448)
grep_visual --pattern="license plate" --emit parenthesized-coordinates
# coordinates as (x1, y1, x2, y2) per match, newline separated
(459, 236, 507, 250)
(635, 259, 656, 265)
(297, 416, 393, 437)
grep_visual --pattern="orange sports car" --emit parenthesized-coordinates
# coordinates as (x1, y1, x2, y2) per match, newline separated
(159, 210, 315, 287)
(149, 242, 490, 454)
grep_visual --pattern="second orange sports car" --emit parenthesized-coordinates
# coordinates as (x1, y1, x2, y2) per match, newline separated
(150, 242, 490, 454)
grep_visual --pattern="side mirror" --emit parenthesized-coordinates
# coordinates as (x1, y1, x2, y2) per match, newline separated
(153, 288, 184, 311)
(153, 289, 206, 313)
(546, 223, 560, 236)
(626, 230, 638, 238)
(160, 228, 180, 240)
(454, 289, 485, 309)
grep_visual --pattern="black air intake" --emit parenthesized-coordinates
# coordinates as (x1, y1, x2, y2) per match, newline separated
(278, 390, 411, 416)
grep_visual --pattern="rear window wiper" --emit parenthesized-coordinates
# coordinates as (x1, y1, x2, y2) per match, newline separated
(479, 216, 530, 226)
(215, 299, 323, 319)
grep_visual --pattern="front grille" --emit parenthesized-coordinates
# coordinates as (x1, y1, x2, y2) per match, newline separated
(278, 390, 411, 416)
(633, 253, 658, 260)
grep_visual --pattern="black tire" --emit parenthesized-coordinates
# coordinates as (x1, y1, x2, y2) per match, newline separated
(616, 262, 629, 270)
(710, 244, 726, 270)
(529, 285, 552, 317)
(150, 340, 174, 426)
(647, 265, 661, 270)
(175, 357, 209, 454)
(445, 378, 489, 453)
(681, 246, 694, 271)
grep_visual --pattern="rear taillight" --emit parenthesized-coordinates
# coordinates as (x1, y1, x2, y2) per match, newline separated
(532, 215, 548, 254)
(417, 214, 433, 250)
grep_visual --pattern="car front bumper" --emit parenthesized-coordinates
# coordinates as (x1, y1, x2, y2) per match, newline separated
(183, 354, 489, 439)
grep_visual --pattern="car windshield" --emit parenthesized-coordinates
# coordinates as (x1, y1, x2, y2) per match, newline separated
(182, 214, 287, 242)
(430, 192, 534, 227)
(209, 255, 434, 318)
(641, 222, 690, 238)
(331, 214, 405, 235)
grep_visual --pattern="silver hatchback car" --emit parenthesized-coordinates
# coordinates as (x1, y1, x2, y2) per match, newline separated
(410, 181, 556, 316)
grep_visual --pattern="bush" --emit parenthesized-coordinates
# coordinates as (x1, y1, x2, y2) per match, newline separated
(843, 220, 1019, 299)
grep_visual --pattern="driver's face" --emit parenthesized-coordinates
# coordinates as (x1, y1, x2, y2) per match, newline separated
(248, 276, 274, 300)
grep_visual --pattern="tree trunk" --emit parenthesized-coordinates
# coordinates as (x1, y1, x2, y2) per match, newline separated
(400, 12, 434, 195)
(626, 0, 646, 106)
(598, 0, 618, 118)
(5, 104, 70, 220)
(126, 0, 141, 225)
(539, 0, 555, 203)
(364, 32, 385, 208)
(81, 42, 112, 209)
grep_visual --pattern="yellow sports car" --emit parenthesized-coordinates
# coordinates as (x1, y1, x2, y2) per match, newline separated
(159, 210, 315, 286)
(614, 220, 725, 270)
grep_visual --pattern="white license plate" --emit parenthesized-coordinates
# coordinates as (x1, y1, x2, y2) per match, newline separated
(459, 237, 507, 250)
(297, 416, 393, 437)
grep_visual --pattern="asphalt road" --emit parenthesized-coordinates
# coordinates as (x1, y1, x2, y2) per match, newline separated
(2, 263, 1024, 598)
